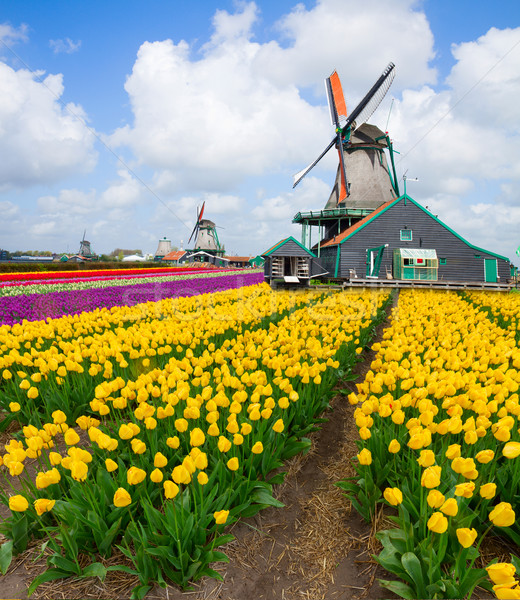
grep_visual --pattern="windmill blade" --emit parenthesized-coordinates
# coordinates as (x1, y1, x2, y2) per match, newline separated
(188, 222, 199, 244)
(326, 70, 347, 128)
(198, 201, 205, 222)
(340, 62, 395, 135)
(326, 72, 349, 201)
(188, 202, 205, 244)
(292, 137, 336, 188)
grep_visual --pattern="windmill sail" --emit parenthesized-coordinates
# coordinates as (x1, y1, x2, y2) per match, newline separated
(326, 71, 349, 201)
(326, 70, 347, 126)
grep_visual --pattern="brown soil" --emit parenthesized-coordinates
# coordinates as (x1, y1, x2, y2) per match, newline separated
(0, 298, 397, 600)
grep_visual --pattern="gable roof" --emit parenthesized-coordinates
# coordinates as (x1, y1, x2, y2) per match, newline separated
(224, 256, 253, 262)
(162, 250, 186, 261)
(262, 236, 316, 257)
(319, 194, 510, 262)
(319, 198, 397, 248)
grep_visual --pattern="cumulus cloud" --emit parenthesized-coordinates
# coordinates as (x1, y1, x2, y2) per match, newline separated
(0, 62, 98, 189)
(0, 22, 28, 46)
(49, 38, 81, 54)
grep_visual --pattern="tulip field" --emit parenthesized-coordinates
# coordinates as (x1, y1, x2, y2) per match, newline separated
(342, 289, 520, 599)
(0, 267, 392, 598)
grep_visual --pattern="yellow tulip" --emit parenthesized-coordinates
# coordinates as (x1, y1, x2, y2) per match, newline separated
(427, 511, 448, 534)
(174, 418, 188, 433)
(190, 428, 205, 447)
(357, 448, 372, 466)
(217, 436, 232, 453)
(456, 527, 478, 548)
(487, 563, 517, 585)
(503, 442, 520, 459)
(171, 465, 191, 485)
(214, 509, 229, 525)
(9, 495, 29, 512)
(445, 444, 461, 459)
(49, 452, 62, 466)
(131, 439, 146, 455)
(440, 498, 458, 517)
(272, 419, 284, 433)
(492, 583, 520, 599)
(479, 482, 497, 499)
(164, 481, 179, 498)
(387, 439, 400, 454)
(417, 449, 435, 467)
(34, 498, 56, 516)
(64, 429, 80, 445)
(383, 487, 403, 506)
(106, 459, 118, 472)
(194, 452, 208, 470)
(421, 465, 441, 489)
(118, 424, 134, 440)
(154, 452, 168, 468)
(52, 410, 67, 424)
(427, 490, 445, 509)
(252, 441, 264, 454)
(150, 468, 163, 483)
(197, 472, 209, 485)
(227, 457, 239, 471)
(113, 488, 131, 507)
(70, 460, 88, 481)
(127, 466, 147, 485)
(166, 436, 180, 449)
(490, 502, 516, 527)
(454, 482, 475, 498)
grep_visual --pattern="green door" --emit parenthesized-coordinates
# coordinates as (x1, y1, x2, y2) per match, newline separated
(484, 259, 497, 283)
(366, 245, 386, 278)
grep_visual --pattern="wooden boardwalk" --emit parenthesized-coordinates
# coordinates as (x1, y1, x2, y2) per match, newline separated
(343, 278, 515, 292)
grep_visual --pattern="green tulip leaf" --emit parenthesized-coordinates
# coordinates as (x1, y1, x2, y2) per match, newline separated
(27, 568, 69, 597)
(0, 540, 13, 575)
(401, 552, 426, 598)
(81, 562, 108, 580)
(379, 579, 416, 599)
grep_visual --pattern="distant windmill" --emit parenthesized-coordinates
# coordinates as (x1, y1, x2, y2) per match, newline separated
(188, 202, 223, 255)
(78, 230, 93, 257)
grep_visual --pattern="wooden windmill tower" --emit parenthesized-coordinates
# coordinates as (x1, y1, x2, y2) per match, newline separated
(187, 202, 225, 262)
(292, 63, 399, 246)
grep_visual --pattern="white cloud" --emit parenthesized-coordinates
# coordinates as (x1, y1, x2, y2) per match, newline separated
(258, 0, 436, 92)
(101, 170, 142, 209)
(37, 189, 97, 216)
(0, 62, 98, 189)
(49, 38, 81, 54)
(30, 220, 57, 237)
(0, 22, 28, 46)
(0, 199, 19, 218)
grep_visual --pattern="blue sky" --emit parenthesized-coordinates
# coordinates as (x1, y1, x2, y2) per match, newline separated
(0, 0, 519, 259)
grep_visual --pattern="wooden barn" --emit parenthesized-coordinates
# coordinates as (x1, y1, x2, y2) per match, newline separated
(315, 194, 511, 283)
(262, 237, 324, 286)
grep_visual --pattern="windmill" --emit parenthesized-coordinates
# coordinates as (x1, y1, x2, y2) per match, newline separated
(187, 202, 224, 261)
(292, 62, 400, 243)
(78, 230, 93, 257)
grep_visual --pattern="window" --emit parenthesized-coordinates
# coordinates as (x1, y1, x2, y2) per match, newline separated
(400, 229, 412, 241)
(439, 258, 447, 265)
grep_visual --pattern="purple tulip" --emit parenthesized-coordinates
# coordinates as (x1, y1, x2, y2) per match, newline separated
(0, 272, 264, 327)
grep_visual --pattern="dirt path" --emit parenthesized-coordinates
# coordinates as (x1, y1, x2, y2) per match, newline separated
(0, 296, 397, 600)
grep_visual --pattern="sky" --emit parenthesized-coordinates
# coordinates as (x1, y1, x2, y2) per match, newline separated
(0, 0, 519, 260)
